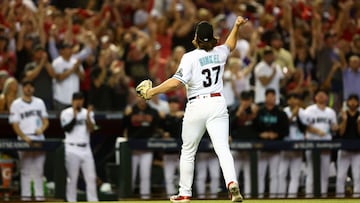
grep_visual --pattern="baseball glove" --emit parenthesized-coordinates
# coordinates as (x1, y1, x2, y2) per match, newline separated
(136, 79, 152, 100)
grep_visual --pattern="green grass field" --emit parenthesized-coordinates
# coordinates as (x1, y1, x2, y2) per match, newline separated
(43, 199, 360, 203)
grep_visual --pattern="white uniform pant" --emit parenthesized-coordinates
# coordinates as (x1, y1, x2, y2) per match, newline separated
(163, 153, 179, 197)
(257, 151, 280, 198)
(132, 150, 153, 199)
(195, 152, 220, 199)
(305, 150, 331, 197)
(178, 97, 237, 197)
(336, 150, 360, 197)
(65, 145, 98, 202)
(18, 151, 46, 201)
(232, 150, 251, 198)
(278, 151, 303, 198)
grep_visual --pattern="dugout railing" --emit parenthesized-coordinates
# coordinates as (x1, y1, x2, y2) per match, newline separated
(116, 138, 360, 199)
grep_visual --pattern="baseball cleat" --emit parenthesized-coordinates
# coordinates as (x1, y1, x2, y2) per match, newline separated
(228, 181, 243, 202)
(170, 195, 191, 203)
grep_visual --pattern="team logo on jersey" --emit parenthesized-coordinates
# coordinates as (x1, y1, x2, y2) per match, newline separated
(175, 68, 183, 77)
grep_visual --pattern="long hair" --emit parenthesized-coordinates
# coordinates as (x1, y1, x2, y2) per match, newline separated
(2, 77, 17, 95)
(192, 38, 218, 52)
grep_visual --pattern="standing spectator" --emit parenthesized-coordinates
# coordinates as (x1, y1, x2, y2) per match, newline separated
(270, 32, 295, 74)
(278, 93, 307, 198)
(315, 32, 344, 111)
(15, 34, 35, 80)
(109, 60, 131, 111)
(292, 45, 316, 95)
(229, 90, 258, 198)
(347, 34, 360, 60)
(342, 55, 360, 103)
(254, 88, 289, 198)
(254, 47, 284, 105)
(123, 97, 160, 199)
(169, 0, 197, 52)
(0, 35, 16, 76)
(161, 97, 183, 197)
(0, 77, 19, 113)
(88, 50, 115, 111)
(23, 45, 55, 110)
(8, 80, 49, 201)
(60, 92, 98, 202)
(0, 70, 9, 92)
(336, 94, 360, 198)
(123, 27, 153, 86)
(224, 56, 256, 108)
(52, 42, 85, 111)
(304, 88, 338, 198)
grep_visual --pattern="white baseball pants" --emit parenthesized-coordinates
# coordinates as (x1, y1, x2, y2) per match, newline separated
(131, 150, 153, 199)
(163, 153, 179, 196)
(257, 151, 281, 198)
(195, 152, 220, 199)
(18, 151, 46, 201)
(178, 97, 237, 197)
(305, 150, 331, 197)
(232, 150, 251, 198)
(336, 150, 360, 197)
(278, 151, 303, 198)
(65, 145, 98, 202)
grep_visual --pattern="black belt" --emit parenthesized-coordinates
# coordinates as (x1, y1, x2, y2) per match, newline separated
(68, 143, 87, 147)
(188, 92, 221, 101)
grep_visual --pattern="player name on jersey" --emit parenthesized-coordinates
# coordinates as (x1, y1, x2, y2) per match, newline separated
(199, 54, 220, 66)
(20, 110, 42, 119)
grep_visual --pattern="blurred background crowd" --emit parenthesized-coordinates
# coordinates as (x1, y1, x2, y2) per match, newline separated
(0, 0, 358, 113)
(0, 0, 360, 200)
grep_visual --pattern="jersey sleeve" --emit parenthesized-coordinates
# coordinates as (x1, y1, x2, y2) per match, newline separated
(217, 44, 230, 59)
(51, 59, 62, 74)
(330, 109, 338, 125)
(8, 102, 19, 124)
(88, 110, 96, 125)
(172, 54, 192, 84)
(254, 63, 267, 78)
(39, 99, 48, 118)
(60, 110, 73, 127)
(298, 108, 308, 124)
(276, 65, 284, 79)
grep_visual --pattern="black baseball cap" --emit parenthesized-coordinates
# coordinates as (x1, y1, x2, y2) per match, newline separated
(347, 94, 359, 101)
(72, 92, 84, 100)
(195, 21, 216, 42)
(240, 91, 252, 100)
(287, 92, 301, 99)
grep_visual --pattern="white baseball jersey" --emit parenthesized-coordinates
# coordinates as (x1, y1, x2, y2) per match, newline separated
(9, 96, 48, 140)
(283, 106, 306, 140)
(173, 45, 229, 98)
(304, 104, 337, 140)
(60, 107, 95, 144)
(254, 61, 284, 104)
(52, 56, 84, 105)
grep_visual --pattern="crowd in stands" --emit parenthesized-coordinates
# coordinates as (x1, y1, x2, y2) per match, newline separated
(0, 0, 358, 112)
(0, 0, 360, 200)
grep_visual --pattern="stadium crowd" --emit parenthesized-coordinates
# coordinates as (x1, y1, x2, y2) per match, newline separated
(0, 0, 360, 201)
